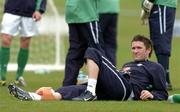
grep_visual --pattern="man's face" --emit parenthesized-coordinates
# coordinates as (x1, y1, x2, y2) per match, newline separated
(131, 41, 150, 61)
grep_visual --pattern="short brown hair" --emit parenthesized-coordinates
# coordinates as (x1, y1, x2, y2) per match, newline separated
(131, 35, 153, 57)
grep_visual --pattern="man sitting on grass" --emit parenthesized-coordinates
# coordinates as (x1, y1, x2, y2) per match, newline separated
(8, 35, 168, 101)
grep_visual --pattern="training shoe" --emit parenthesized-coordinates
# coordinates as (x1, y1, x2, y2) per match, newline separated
(15, 77, 26, 86)
(8, 83, 32, 101)
(72, 90, 97, 101)
(0, 80, 6, 86)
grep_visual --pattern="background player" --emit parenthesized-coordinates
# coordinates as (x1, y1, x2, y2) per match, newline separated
(140, 0, 177, 90)
(0, 0, 47, 86)
(99, 0, 120, 65)
(63, 0, 104, 86)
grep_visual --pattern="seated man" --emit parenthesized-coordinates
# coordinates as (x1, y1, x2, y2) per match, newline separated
(8, 35, 168, 101)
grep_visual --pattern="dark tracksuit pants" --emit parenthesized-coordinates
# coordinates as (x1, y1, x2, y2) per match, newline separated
(99, 13, 118, 66)
(63, 21, 104, 86)
(149, 5, 176, 84)
(57, 48, 131, 100)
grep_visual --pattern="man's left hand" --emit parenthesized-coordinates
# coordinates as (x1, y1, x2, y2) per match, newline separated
(32, 11, 42, 22)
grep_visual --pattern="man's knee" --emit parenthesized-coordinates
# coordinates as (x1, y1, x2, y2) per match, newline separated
(20, 37, 31, 48)
(1, 34, 12, 47)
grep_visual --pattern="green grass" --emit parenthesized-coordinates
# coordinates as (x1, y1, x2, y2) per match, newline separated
(1, 0, 180, 112)
(1, 73, 180, 112)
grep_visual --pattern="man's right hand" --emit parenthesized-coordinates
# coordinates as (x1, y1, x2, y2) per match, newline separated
(140, 90, 154, 100)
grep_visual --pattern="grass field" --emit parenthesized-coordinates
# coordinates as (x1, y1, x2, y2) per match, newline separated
(1, 0, 180, 112)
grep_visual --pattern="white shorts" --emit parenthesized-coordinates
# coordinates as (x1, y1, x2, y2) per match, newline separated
(1, 13, 38, 37)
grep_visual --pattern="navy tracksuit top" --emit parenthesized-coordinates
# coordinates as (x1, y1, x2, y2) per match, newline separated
(4, 0, 47, 17)
(123, 60, 168, 100)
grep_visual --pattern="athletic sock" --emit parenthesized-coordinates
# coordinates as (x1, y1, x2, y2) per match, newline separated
(168, 94, 180, 103)
(29, 92, 42, 100)
(16, 48, 29, 80)
(0, 47, 10, 80)
(166, 70, 171, 84)
(87, 78, 97, 96)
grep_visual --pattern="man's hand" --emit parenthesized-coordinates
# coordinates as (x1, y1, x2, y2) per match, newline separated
(122, 67, 130, 73)
(140, 90, 154, 100)
(140, 9, 150, 25)
(142, 0, 154, 13)
(32, 11, 42, 22)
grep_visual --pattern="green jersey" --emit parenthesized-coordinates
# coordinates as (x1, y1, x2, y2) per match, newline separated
(65, 0, 98, 24)
(98, 0, 120, 13)
(35, 0, 43, 11)
(154, 0, 177, 8)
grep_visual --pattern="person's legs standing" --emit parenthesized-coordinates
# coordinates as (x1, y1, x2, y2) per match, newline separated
(15, 16, 38, 86)
(15, 38, 31, 86)
(99, 14, 118, 65)
(149, 5, 176, 90)
(63, 24, 88, 86)
(0, 34, 12, 85)
(63, 21, 104, 86)
(0, 13, 21, 85)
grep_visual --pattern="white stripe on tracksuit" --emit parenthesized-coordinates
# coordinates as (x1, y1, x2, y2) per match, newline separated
(158, 5, 166, 34)
(101, 56, 127, 101)
(163, 6, 166, 32)
(90, 22, 99, 44)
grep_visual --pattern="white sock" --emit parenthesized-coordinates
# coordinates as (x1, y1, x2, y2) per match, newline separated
(87, 78, 97, 96)
(29, 92, 42, 101)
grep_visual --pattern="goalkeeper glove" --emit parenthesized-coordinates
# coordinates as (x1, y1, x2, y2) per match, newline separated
(140, 0, 154, 25)
(140, 9, 150, 25)
(142, 0, 154, 13)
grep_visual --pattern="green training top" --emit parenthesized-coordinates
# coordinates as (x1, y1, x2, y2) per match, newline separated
(154, 0, 177, 8)
(98, 0, 120, 13)
(35, 0, 43, 11)
(142, 0, 178, 8)
(65, 0, 98, 24)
